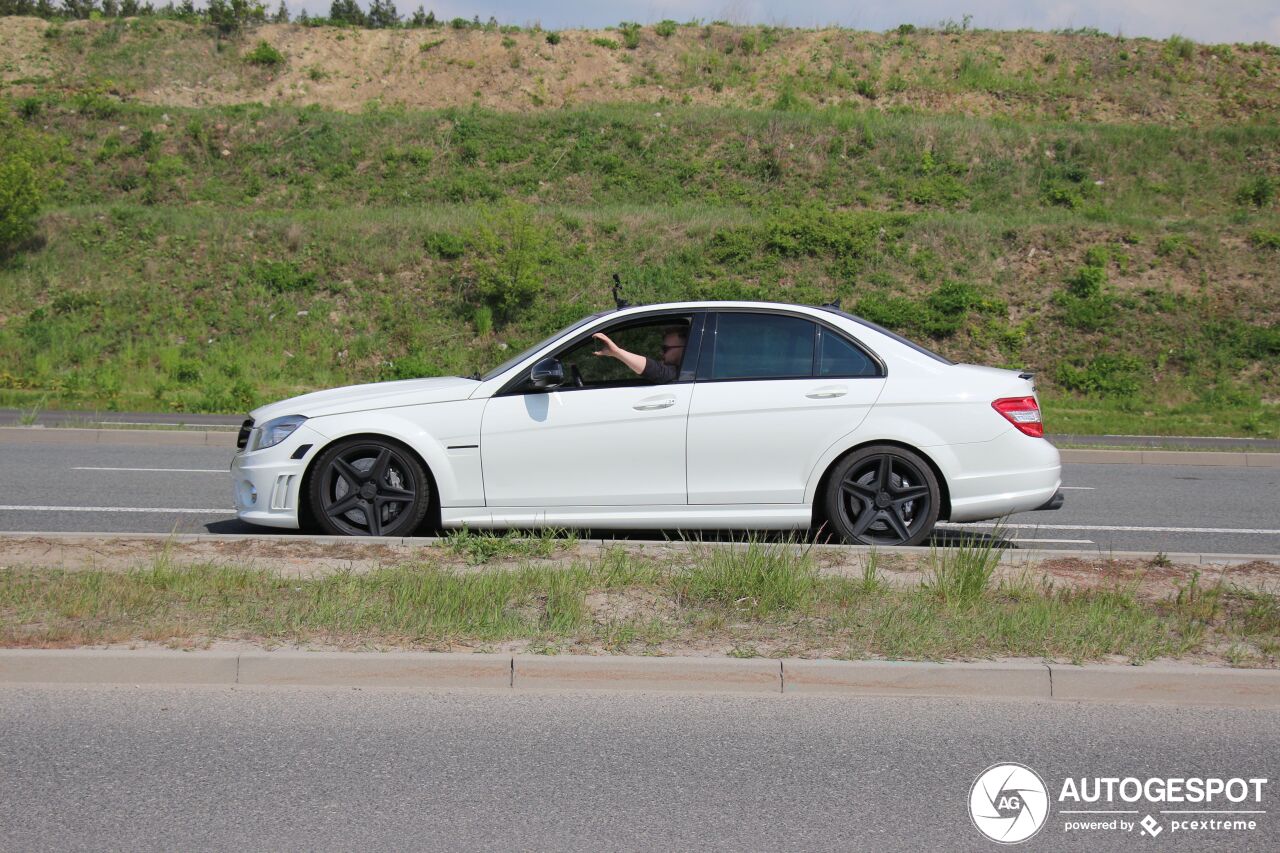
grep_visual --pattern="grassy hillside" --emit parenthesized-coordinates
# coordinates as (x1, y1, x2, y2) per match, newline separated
(1, 18, 1278, 436)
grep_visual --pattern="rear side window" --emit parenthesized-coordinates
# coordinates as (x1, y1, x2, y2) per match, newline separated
(818, 328, 879, 377)
(817, 306, 953, 366)
(710, 313, 815, 379)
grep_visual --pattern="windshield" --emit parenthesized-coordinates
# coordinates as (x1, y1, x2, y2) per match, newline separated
(479, 312, 612, 382)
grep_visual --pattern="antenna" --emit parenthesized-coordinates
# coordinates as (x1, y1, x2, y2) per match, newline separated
(612, 273, 630, 310)
(821, 297, 841, 310)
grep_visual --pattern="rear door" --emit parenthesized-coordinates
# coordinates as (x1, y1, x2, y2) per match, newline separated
(686, 310, 886, 504)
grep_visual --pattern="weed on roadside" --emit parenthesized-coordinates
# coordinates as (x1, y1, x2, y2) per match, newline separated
(441, 527, 577, 564)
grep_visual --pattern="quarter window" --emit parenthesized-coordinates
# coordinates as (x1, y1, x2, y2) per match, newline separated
(818, 328, 879, 377)
(710, 313, 815, 380)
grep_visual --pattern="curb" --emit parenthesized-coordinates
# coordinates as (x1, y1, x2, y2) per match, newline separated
(1061, 448, 1280, 468)
(2, 530, 1277, 567)
(1, 650, 1277, 707)
(3, 427, 1279, 466)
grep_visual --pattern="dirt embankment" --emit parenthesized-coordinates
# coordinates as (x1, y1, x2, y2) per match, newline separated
(4, 17, 1279, 122)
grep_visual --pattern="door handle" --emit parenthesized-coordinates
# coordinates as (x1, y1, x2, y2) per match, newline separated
(805, 387, 848, 399)
(634, 397, 676, 411)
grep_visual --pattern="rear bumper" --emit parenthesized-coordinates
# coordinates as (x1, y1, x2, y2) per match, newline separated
(939, 430, 1062, 523)
(1034, 490, 1065, 511)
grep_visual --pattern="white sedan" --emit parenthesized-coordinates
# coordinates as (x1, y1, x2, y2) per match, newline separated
(231, 301, 1062, 545)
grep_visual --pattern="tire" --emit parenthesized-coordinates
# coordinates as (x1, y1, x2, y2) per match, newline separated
(308, 437, 432, 537)
(822, 445, 940, 546)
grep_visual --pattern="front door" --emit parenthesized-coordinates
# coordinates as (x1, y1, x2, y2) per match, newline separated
(480, 313, 697, 507)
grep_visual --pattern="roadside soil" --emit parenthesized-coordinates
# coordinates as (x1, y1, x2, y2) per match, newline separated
(2, 534, 1276, 597)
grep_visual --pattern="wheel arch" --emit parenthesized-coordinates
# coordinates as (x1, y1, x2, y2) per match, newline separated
(809, 439, 952, 531)
(298, 432, 442, 534)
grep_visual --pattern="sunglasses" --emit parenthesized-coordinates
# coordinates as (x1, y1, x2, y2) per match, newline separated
(660, 344, 685, 353)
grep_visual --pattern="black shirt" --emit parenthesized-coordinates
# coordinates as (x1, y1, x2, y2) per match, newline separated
(641, 357, 679, 384)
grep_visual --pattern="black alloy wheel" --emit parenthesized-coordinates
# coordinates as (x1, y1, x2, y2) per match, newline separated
(823, 445, 941, 546)
(309, 438, 431, 537)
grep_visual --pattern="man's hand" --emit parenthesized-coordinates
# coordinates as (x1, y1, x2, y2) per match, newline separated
(591, 332, 646, 375)
(592, 333, 620, 358)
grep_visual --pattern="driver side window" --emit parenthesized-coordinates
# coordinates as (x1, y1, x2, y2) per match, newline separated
(555, 316, 692, 389)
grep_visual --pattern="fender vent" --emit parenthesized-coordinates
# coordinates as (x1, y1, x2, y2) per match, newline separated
(270, 474, 296, 511)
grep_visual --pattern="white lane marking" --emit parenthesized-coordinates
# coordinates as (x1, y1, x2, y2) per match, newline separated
(0, 505, 231, 514)
(72, 467, 225, 473)
(1059, 486, 1095, 490)
(1009, 538, 1095, 544)
(941, 522, 1280, 535)
(74, 422, 236, 430)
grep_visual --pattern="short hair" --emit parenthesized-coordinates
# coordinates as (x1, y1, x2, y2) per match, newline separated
(661, 325, 688, 342)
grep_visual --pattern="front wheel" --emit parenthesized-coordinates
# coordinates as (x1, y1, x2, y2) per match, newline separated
(822, 445, 940, 546)
(308, 438, 431, 537)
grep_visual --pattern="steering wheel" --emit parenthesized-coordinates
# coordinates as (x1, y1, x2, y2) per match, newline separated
(571, 363, 585, 388)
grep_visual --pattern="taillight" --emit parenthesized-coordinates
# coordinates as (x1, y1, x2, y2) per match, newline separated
(992, 396, 1044, 438)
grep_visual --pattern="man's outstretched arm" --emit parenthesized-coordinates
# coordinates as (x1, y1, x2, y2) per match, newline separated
(592, 333, 647, 374)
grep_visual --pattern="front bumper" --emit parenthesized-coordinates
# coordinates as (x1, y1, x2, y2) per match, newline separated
(230, 423, 325, 529)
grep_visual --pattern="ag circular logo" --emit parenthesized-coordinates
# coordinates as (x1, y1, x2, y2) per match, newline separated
(969, 763, 1050, 844)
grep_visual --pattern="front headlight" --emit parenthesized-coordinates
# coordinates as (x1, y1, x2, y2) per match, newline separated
(254, 415, 307, 450)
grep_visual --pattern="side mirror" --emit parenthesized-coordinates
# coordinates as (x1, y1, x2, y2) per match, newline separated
(528, 357, 565, 390)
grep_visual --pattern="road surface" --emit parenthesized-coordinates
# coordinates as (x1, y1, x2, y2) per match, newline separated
(0, 685, 1275, 851)
(0, 438, 1277, 554)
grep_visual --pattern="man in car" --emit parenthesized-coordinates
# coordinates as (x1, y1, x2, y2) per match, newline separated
(592, 325, 687, 383)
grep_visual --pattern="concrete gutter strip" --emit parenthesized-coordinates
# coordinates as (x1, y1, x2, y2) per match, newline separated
(1, 650, 1278, 707)
(2, 427, 1279, 466)
(1047, 664, 1280, 708)
(513, 654, 781, 694)
(236, 651, 513, 689)
(782, 659, 1050, 699)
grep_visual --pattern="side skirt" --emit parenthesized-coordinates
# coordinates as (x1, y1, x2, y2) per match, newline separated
(440, 504, 812, 531)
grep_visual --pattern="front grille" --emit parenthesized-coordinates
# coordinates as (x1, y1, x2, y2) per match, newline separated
(237, 418, 254, 450)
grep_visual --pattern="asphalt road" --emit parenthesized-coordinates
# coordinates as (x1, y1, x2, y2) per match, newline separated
(1, 439, 1278, 554)
(0, 685, 1276, 851)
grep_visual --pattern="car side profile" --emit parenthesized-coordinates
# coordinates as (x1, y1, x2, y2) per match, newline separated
(231, 301, 1062, 545)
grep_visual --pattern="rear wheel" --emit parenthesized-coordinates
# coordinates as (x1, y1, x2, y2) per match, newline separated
(823, 445, 940, 546)
(308, 438, 431, 537)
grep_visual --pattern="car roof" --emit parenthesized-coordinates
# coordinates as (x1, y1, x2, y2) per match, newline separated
(604, 300, 954, 366)
(610, 299, 825, 315)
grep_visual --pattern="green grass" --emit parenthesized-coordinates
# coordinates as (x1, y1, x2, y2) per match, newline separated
(923, 531, 1002, 604)
(673, 540, 818, 616)
(0, 195, 1274, 433)
(442, 527, 578, 565)
(2, 543, 1276, 665)
(0, 87, 1277, 434)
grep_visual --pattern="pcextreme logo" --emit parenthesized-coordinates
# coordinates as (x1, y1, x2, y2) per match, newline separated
(968, 763, 1270, 844)
(969, 763, 1050, 844)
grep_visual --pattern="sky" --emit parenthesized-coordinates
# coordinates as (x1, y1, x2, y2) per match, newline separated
(281, 0, 1280, 45)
